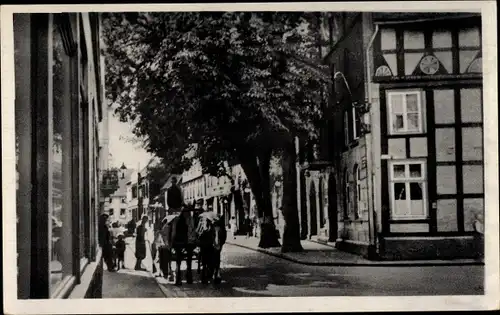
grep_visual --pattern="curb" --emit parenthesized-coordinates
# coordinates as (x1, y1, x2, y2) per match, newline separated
(227, 241, 485, 267)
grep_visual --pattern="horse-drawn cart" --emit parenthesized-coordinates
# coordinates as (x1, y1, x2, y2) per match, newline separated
(153, 209, 226, 285)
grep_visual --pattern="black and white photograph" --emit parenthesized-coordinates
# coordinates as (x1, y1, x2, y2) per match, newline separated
(1, 1, 498, 313)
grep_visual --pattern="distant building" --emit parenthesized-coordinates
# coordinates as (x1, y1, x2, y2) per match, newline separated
(104, 164, 134, 224)
(181, 159, 207, 207)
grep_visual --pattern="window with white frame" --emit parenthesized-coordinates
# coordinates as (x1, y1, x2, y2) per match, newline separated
(352, 107, 361, 140)
(389, 160, 428, 219)
(387, 90, 425, 134)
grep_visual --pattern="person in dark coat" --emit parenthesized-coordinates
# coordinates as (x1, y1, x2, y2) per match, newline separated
(134, 215, 149, 271)
(167, 177, 183, 212)
(243, 214, 252, 238)
(114, 234, 126, 270)
(98, 213, 115, 272)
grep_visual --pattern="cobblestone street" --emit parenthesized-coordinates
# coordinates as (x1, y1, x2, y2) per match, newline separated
(103, 236, 484, 298)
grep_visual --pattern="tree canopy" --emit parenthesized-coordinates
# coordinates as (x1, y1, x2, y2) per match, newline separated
(103, 12, 328, 248)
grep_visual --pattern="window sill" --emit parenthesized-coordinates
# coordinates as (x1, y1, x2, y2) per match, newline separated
(342, 218, 368, 223)
(391, 217, 428, 221)
(68, 248, 102, 299)
(80, 257, 89, 274)
(51, 275, 75, 299)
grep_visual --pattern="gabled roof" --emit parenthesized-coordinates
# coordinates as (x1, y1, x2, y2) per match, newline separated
(111, 169, 134, 197)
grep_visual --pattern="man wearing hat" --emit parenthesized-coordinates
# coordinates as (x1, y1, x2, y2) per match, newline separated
(167, 177, 183, 213)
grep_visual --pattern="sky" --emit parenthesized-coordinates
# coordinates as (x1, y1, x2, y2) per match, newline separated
(107, 108, 153, 171)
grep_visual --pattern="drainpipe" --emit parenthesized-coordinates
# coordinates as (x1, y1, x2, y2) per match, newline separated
(365, 22, 380, 259)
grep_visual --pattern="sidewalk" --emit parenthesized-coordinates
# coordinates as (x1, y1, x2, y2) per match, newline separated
(102, 236, 165, 298)
(227, 235, 483, 266)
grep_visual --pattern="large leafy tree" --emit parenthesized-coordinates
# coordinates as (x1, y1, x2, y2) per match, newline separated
(103, 12, 327, 249)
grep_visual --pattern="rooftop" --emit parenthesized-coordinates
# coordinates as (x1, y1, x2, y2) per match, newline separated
(112, 169, 135, 197)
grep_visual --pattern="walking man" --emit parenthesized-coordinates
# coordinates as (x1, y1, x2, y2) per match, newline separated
(167, 177, 183, 213)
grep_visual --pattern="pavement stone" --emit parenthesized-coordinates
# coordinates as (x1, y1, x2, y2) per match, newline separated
(102, 236, 166, 298)
(227, 235, 483, 266)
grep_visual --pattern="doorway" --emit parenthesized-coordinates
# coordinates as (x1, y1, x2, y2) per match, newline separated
(300, 171, 308, 239)
(319, 178, 325, 229)
(328, 174, 338, 242)
(309, 182, 317, 237)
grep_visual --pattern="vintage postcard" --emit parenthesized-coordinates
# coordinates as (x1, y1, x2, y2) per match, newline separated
(1, 1, 498, 314)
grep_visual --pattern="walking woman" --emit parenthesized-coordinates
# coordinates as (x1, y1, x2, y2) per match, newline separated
(229, 216, 237, 239)
(134, 215, 149, 271)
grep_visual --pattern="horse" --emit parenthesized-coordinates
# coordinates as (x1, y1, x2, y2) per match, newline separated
(196, 212, 227, 285)
(158, 207, 198, 286)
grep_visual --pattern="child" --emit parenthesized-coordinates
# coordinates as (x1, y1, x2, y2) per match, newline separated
(114, 234, 126, 270)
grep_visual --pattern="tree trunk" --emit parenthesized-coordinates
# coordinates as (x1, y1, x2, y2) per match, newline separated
(281, 140, 303, 252)
(257, 150, 281, 248)
(237, 148, 280, 248)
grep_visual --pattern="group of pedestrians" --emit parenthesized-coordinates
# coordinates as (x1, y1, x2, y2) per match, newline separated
(228, 214, 260, 239)
(98, 214, 127, 272)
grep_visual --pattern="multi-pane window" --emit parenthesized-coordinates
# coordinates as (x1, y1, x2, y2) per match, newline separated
(344, 107, 362, 147)
(352, 107, 361, 140)
(389, 161, 428, 219)
(387, 90, 424, 134)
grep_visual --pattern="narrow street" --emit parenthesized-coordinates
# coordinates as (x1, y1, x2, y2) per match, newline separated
(103, 238, 484, 298)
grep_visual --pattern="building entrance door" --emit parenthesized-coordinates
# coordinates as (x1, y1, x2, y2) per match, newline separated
(328, 174, 338, 242)
(309, 183, 317, 237)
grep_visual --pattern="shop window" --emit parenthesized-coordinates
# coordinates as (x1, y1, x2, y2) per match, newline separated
(389, 161, 428, 219)
(50, 19, 73, 294)
(387, 90, 425, 134)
